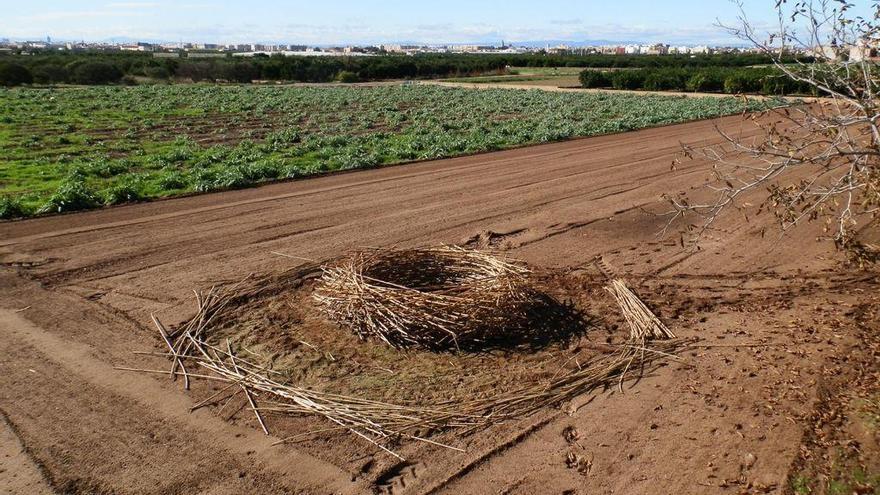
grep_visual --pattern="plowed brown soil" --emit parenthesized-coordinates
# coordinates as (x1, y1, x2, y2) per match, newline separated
(1, 114, 878, 495)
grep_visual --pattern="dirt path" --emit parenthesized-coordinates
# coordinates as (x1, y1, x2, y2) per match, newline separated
(0, 114, 875, 494)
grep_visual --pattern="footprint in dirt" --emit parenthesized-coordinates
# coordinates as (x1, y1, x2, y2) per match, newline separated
(462, 229, 528, 250)
(374, 461, 426, 495)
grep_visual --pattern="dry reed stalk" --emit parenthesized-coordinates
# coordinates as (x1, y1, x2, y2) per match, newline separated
(593, 255, 677, 390)
(604, 279, 675, 341)
(123, 249, 690, 459)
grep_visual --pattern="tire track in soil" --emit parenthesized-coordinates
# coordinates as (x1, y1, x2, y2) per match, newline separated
(0, 410, 54, 495)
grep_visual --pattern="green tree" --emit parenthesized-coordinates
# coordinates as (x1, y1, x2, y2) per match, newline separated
(223, 62, 259, 83)
(611, 71, 646, 90)
(335, 70, 360, 83)
(71, 62, 123, 85)
(31, 63, 69, 84)
(143, 66, 171, 80)
(0, 62, 33, 86)
(578, 70, 611, 88)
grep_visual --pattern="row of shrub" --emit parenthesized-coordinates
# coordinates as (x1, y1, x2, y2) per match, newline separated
(0, 56, 501, 86)
(0, 51, 809, 87)
(0, 60, 126, 86)
(579, 67, 819, 95)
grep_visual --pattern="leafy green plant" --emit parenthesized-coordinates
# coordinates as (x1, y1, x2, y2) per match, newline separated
(38, 176, 101, 214)
(0, 196, 29, 219)
(87, 159, 130, 178)
(248, 160, 283, 181)
(212, 165, 252, 189)
(191, 169, 219, 192)
(157, 169, 189, 190)
(104, 175, 145, 205)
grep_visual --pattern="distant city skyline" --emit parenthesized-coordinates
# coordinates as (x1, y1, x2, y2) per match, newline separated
(2, 0, 856, 46)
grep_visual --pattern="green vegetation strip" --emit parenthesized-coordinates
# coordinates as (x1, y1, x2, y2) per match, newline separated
(0, 84, 768, 219)
(0, 52, 807, 88)
(579, 66, 819, 95)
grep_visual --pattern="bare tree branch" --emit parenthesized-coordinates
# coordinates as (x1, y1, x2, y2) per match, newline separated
(672, 0, 880, 266)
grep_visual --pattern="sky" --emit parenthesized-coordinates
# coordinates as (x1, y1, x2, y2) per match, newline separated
(0, 1, 864, 45)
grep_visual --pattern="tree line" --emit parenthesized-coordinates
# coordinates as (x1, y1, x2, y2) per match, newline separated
(0, 51, 805, 87)
(579, 66, 819, 95)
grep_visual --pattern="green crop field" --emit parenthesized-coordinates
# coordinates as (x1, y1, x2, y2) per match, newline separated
(0, 84, 767, 219)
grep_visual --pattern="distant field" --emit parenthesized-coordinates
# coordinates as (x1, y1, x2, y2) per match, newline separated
(0, 84, 766, 218)
(441, 74, 563, 84)
(441, 74, 582, 88)
(442, 67, 607, 87)
(444, 67, 627, 88)
(508, 67, 585, 76)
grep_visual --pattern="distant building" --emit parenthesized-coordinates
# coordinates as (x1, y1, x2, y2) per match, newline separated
(454, 44, 496, 53)
(643, 43, 668, 55)
(848, 38, 880, 62)
(187, 52, 227, 58)
(120, 42, 154, 52)
(382, 44, 423, 53)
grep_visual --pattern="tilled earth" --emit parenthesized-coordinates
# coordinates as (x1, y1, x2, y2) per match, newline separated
(1, 114, 878, 494)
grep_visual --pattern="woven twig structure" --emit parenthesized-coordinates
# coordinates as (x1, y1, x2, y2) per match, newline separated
(312, 246, 536, 350)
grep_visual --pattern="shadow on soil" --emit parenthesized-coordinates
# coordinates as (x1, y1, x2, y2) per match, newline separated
(457, 292, 594, 353)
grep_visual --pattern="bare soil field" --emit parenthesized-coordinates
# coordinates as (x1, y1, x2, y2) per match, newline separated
(1, 114, 878, 494)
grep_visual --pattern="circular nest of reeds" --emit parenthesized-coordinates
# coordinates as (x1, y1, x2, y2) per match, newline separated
(312, 246, 536, 350)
